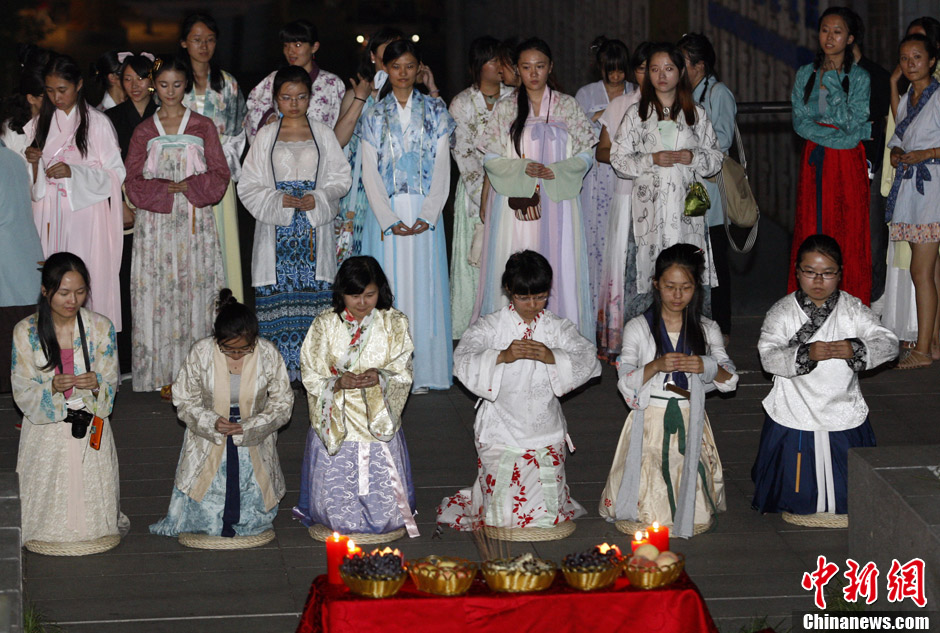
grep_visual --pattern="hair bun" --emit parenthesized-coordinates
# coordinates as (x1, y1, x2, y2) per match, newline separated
(217, 288, 237, 310)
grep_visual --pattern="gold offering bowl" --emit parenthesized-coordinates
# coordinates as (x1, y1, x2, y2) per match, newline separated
(481, 559, 557, 593)
(408, 556, 478, 596)
(623, 553, 685, 589)
(340, 571, 407, 598)
(561, 558, 624, 591)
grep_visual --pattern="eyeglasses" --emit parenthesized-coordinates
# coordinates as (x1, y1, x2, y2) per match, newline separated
(512, 293, 550, 303)
(218, 343, 256, 358)
(277, 94, 309, 103)
(797, 266, 840, 280)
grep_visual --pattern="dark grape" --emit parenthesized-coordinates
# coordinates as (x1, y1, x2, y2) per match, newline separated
(562, 546, 622, 571)
(341, 551, 405, 580)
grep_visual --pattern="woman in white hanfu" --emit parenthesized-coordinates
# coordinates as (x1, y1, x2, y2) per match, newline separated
(610, 43, 723, 328)
(439, 251, 600, 536)
(752, 235, 898, 527)
(599, 244, 735, 538)
(12, 253, 128, 553)
(449, 36, 513, 339)
(23, 54, 125, 331)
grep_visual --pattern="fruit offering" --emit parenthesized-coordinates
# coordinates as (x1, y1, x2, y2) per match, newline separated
(341, 548, 406, 581)
(562, 544, 623, 571)
(409, 556, 477, 596)
(624, 545, 685, 590)
(486, 553, 554, 574)
(482, 554, 557, 593)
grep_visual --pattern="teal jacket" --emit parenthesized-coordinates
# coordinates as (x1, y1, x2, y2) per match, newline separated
(791, 62, 871, 150)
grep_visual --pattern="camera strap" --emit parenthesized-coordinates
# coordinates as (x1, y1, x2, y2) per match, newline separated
(77, 312, 91, 374)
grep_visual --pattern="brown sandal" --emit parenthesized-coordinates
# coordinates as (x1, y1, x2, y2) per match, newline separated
(897, 349, 932, 370)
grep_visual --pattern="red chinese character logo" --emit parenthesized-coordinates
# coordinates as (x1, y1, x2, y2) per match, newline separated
(843, 559, 879, 605)
(802, 555, 840, 609)
(886, 558, 926, 608)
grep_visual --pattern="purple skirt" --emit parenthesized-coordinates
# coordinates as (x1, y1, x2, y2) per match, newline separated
(292, 427, 416, 534)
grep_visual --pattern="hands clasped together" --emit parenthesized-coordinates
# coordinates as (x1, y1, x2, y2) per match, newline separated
(497, 339, 556, 365)
(651, 150, 693, 168)
(808, 340, 855, 361)
(390, 220, 430, 236)
(334, 368, 381, 391)
(25, 147, 73, 180)
(283, 193, 317, 211)
(653, 352, 705, 374)
(52, 371, 99, 394)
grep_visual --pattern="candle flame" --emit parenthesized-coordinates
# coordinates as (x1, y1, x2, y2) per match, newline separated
(347, 539, 357, 551)
(331, 531, 341, 541)
(597, 543, 621, 555)
(651, 522, 660, 530)
(634, 531, 644, 540)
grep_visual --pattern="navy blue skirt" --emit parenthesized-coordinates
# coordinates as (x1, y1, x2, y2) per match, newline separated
(751, 413, 875, 515)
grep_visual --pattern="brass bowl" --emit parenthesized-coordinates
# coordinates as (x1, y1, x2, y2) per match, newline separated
(561, 559, 624, 591)
(482, 559, 557, 593)
(623, 553, 685, 589)
(408, 556, 478, 596)
(340, 570, 407, 598)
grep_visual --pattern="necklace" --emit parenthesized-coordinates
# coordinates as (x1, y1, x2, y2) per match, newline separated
(481, 89, 499, 105)
(662, 106, 671, 117)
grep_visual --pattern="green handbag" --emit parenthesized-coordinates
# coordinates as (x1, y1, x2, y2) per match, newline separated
(684, 181, 710, 217)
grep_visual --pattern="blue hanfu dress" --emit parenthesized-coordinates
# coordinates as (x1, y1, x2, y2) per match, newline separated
(361, 90, 456, 391)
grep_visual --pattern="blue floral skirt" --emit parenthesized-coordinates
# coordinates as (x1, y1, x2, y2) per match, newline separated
(255, 180, 332, 381)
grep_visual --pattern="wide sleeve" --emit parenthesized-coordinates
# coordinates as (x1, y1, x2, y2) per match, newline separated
(361, 140, 403, 231)
(236, 127, 294, 227)
(219, 81, 248, 180)
(64, 117, 126, 212)
(418, 134, 451, 224)
(542, 151, 593, 202)
(244, 74, 274, 143)
(124, 124, 174, 214)
(235, 346, 294, 447)
(483, 157, 536, 196)
(702, 319, 738, 394)
(616, 318, 655, 410)
(690, 109, 723, 178)
(757, 298, 802, 379)
(10, 320, 67, 425)
(450, 94, 485, 206)
(453, 314, 505, 402)
(83, 313, 118, 419)
(307, 123, 351, 228)
(300, 314, 345, 453)
(477, 96, 514, 156)
(367, 310, 415, 433)
(173, 343, 225, 444)
(852, 298, 899, 369)
(610, 107, 653, 178)
(183, 119, 231, 208)
(545, 317, 601, 397)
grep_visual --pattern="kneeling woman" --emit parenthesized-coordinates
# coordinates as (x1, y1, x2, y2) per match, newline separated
(150, 289, 293, 547)
(12, 253, 127, 554)
(599, 244, 737, 538)
(752, 235, 897, 527)
(439, 251, 601, 539)
(297, 256, 418, 541)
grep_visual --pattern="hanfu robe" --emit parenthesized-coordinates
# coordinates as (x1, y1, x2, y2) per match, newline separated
(752, 291, 898, 516)
(789, 63, 872, 303)
(596, 89, 640, 359)
(124, 109, 230, 392)
(361, 90, 456, 391)
(575, 80, 633, 314)
(23, 107, 125, 330)
(610, 103, 723, 311)
(150, 338, 293, 537)
(297, 308, 418, 536)
(0, 140, 43, 393)
(237, 115, 352, 380)
(183, 70, 247, 301)
(244, 63, 345, 142)
(12, 308, 128, 544)
(344, 94, 378, 263)
(599, 315, 736, 537)
(472, 89, 597, 340)
(438, 306, 601, 531)
(449, 84, 512, 339)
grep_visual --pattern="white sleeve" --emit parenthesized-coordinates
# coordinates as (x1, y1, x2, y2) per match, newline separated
(418, 135, 451, 225)
(361, 140, 402, 231)
(453, 317, 505, 402)
(64, 148, 125, 211)
(546, 318, 601, 397)
(236, 132, 294, 227)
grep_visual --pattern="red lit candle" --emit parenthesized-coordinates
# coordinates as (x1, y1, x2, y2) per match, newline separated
(346, 539, 362, 558)
(630, 530, 649, 552)
(647, 522, 669, 552)
(326, 531, 349, 584)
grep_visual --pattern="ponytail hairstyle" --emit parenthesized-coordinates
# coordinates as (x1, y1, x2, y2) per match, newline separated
(180, 12, 223, 94)
(590, 36, 630, 84)
(356, 26, 405, 82)
(213, 289, 259, 345)
(802, 6, 860, 104)
(648, 244, 707, 358)
(378, 39, 420, 101)
(34, 54, 91, 157)
(638, 43, 697, 126)
(36, 252, 90, 372)
(91, 50, 122, 94)
(468, 36, 500, 87)
(1, 45, 50, 134)
(677, 32, 718, 104)
(510, 37, 555, 156)
(899, 33, 939, 75)
(332, 256, 395, 314)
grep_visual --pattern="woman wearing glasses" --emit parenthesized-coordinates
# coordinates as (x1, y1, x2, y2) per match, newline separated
(151, 289, 293, 548)
(238, 66, 352, 382)
(752, 235, 897, 527)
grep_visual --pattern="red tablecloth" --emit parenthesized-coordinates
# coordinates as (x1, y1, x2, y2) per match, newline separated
(296, 572, 718, 633)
